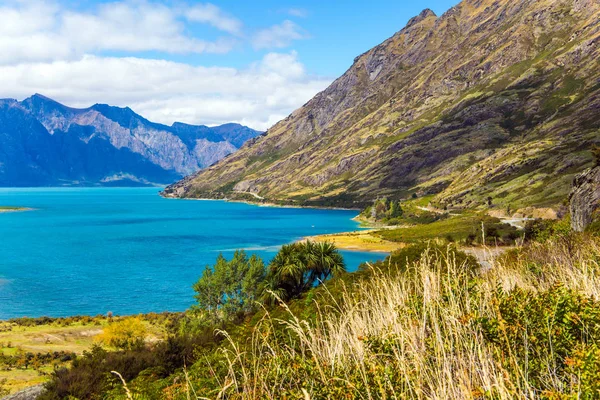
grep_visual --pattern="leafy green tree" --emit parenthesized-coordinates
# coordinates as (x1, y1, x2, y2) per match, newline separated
(193, 251, 266, 322)
(263, 241, 345, 304)
(388, 200, 403, 219)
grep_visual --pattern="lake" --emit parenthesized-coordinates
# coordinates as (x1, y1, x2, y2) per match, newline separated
(0, 188, 386, 319)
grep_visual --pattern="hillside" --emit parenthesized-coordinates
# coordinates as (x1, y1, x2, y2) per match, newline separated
(0, 95, 261, 187)
(164, 0, 600, 209)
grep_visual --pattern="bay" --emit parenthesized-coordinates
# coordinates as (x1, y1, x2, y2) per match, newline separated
(0, 188, 385, 319)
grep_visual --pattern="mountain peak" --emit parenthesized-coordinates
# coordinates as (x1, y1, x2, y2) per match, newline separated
(28, 93, 63, 105)
(31, 93, 52, 101)
(406, 8, 437, 28)
(22, 93, 76, 114)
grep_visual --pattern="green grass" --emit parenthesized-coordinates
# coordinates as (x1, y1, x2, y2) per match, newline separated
(376, 212, 517, 244)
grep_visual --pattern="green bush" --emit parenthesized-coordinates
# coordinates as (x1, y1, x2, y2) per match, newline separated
(477, 286, 600, 391)
(193, 250, 266, 323)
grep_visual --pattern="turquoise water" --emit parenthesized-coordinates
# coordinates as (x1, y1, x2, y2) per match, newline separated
(0, 188, 386, 319)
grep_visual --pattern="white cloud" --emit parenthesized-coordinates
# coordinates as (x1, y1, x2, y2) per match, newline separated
(0, 1, 323, 130)
(253, 20, 308, 50)
(0, 1, 239, 65)
(0, 53, 332, 130)
(185, 3, 243, 35)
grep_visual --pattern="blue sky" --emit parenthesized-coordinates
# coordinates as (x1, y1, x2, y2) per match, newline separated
(0, 0, 459, 129)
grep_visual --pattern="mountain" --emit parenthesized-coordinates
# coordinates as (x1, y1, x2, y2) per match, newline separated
(164, 0, 600, 210)
(0, 94, 261, 187)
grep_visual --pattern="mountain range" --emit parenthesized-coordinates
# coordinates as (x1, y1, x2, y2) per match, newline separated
(164, 0, 600, 210)
(0, 94, 261, 187)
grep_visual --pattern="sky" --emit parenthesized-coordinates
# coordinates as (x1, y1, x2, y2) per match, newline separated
(0, 0, 459, 130)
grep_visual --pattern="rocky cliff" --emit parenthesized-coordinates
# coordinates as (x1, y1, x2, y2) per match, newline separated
(0, 95, 261, 186)
(164, 0, 600, 209)
(570, 166, 600, 232)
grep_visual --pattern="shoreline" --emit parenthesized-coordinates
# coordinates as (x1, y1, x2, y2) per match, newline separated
(162, 196, 408, 252)
(160, 193, 363, 211)
(0, 207, 34, 213)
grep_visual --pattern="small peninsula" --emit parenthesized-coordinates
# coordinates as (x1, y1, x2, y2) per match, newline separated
(0, 206, 31, 213)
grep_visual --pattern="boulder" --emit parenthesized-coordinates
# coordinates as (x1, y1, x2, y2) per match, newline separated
(569, 166, 600, 232)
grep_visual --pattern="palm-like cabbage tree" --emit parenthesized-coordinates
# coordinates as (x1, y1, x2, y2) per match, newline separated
(305, 241, 345, 283)
(263, 240, 345, 303)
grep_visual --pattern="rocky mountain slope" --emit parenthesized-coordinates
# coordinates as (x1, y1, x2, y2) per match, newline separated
(164, 0, 600, 209)
(0, 95, 260, 186)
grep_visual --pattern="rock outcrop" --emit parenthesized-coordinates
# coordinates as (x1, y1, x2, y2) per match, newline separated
(1, 385, 43, 400)
(165, 0, 600, 209)
(569, 166, 600, 232)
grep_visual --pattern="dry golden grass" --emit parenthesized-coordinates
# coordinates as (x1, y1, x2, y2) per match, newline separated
(305, 230, 405, 252)
(183, 234, 600, 399)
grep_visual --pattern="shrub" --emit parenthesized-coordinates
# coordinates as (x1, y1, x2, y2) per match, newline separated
(193, 250, 266, 323)
(477, 286, 600, 389)
(96, 317, 147, 350)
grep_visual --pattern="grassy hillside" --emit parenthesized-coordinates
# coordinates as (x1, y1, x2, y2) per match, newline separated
(164, 0, 600, 210)
(29, 220, 600, 399)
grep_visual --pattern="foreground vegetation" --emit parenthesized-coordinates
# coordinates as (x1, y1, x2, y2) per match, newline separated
(19, 218, 597, 399)
(0, 314, 175, 395)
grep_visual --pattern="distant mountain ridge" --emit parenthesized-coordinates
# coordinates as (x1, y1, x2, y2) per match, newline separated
(164, 0, 600, 210)
(0, 94, 261, 186)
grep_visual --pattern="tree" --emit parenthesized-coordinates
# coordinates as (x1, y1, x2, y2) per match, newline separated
(263, 241, 345, 304)
(193, 251, 266, 323)
(388, 200, 403, 219)
(370, 198, 389, 220)
(96, 317, 147, 350)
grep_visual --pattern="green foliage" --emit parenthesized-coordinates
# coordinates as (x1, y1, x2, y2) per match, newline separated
(263, 241, 345, 304)
(364, 198, 404, 222)
(477, 286, 600, 391)
(382, 242, 479, 275)
(378, 213, 520, 245)
(0, 349, 75, 371)
(39, 333, 214, 400)
(193, 251, 266, 323)
(523, 217, 572, 243)
(565, 344, 600, 399)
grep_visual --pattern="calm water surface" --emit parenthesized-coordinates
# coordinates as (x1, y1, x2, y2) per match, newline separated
(0, 188, 386, 319)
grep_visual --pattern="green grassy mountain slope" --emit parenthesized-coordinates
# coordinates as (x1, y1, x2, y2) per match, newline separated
(163, 0, 600, 209)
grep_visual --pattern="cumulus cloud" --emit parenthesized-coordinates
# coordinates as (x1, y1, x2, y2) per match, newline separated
(185, 3, 243, 35)
(0, 53, 332, 130)
(253, 20, 309, 50)
(0, 1, 324, 130)
(0, 1, 238, 65)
